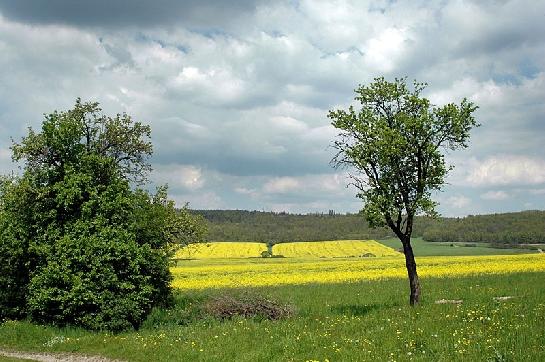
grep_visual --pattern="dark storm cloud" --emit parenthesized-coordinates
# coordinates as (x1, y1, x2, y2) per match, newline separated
(0, 0, 260, 28)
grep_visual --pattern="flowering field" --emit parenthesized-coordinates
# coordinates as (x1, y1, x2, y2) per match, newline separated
(174, 240, 401, 259)
(174, 242, 267, 259)
(273, 240, 400, 257)
(171, 253, 545, 290)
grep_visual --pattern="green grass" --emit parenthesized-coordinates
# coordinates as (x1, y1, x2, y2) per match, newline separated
(1, 272, 544, 361)
(377, 237, 536, 256)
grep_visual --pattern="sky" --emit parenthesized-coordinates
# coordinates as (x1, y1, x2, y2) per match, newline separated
(0, 0, 544, 216)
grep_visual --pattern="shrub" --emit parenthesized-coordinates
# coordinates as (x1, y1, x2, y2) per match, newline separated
(202, 292, 295, 321)
(27, 226, 163, 331)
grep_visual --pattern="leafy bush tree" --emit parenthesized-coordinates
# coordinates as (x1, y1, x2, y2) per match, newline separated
(0, 99, 205, 330)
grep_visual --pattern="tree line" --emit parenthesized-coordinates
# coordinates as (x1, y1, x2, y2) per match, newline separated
(421, 210, 545, 244)
(193, 209, 545, 245)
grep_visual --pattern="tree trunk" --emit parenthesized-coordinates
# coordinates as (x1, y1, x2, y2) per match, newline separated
(402, 237, 420, 305)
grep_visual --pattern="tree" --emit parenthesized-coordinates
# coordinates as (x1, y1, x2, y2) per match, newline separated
(0, 99, 206, 330)
(328, 77, 478, 305)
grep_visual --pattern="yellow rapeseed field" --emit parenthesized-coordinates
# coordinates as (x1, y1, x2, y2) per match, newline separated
(174, 242, 267, 259)
(273, 240, 400, 258)
(170, 253, 545, 290)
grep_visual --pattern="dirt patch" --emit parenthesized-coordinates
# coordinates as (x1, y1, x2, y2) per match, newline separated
(0, 349, 123, 362)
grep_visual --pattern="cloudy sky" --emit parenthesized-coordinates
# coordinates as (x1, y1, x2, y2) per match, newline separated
(0, 0, 544, 216)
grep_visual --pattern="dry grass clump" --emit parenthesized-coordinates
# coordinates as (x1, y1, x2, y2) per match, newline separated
(203, 293, 295, 321)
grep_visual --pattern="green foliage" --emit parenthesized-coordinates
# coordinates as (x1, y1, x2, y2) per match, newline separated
(0, 176, 37, 319)
(26, 225, 157, 331)
(0, 99, 205, 331)
(328, 77, 478, 238)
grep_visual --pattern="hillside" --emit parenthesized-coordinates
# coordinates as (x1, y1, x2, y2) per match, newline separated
(192, 209, 545, 244)
(421, 210, 545, 244)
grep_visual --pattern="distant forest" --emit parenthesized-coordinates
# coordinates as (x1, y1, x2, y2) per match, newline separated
(191, 209, 545, 245)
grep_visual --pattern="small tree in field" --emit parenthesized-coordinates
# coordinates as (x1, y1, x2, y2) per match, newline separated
(0, 99, 205, 330)
(328, 78, 478, 305)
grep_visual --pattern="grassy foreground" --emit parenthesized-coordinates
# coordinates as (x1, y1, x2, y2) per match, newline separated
(1, 272, 544, 361)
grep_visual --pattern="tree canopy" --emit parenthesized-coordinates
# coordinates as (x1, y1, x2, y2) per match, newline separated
(11, 99, 153, 184)
(328, 77, 479, 304)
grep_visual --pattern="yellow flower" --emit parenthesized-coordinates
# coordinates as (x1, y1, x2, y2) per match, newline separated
(171, 252, 545, 290)
(273, 240, 400, 258)
(175, 242, 267, 259)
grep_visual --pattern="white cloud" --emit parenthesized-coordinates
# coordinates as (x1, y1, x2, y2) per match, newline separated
(481, 190, 509, 200)
(465, 156, 545, 186)
(262, 173, 351, 196)
(364, 27, 408, 72)
(428, 73, 545, 112)
(0, 147, 10, 160)
(269, 116, 308, 133)
(446, 195, 471, 209)
(302, 125, 337, 143)
(263, 177, 300, 194)
(171, 66, 247, 106)
(529, 188, 545, 195)
(153, 164, 204, 191)
(171, 191, 223, 209)
(234, 187, 260, 199)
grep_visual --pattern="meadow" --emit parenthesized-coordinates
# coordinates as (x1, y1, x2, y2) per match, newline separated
(1, 239, 544, 361)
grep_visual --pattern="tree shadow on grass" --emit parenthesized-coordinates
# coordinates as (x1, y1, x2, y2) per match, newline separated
(331, 302, 400, 317)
